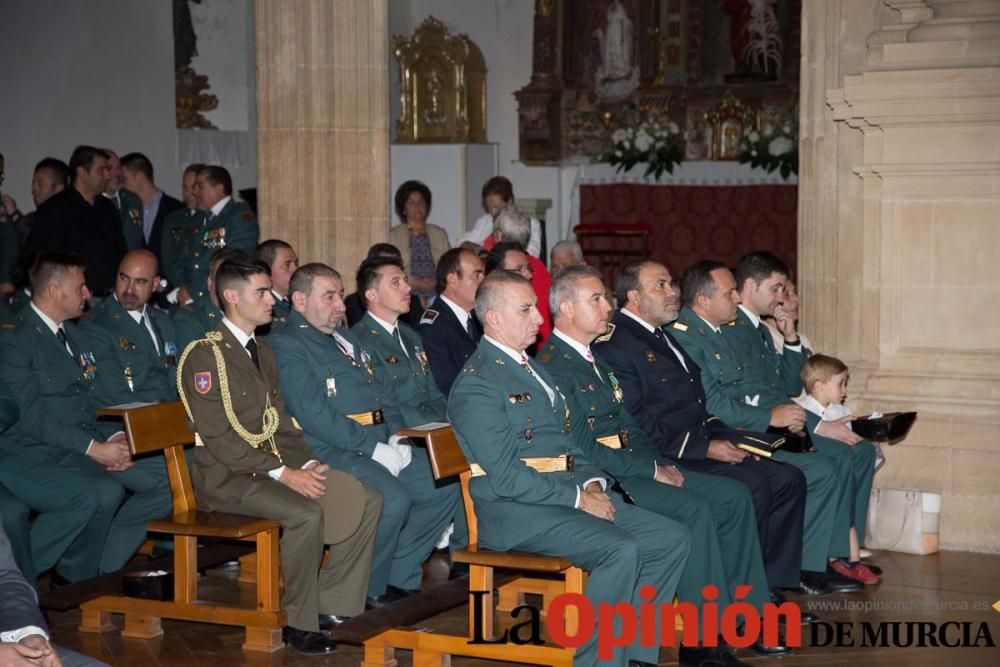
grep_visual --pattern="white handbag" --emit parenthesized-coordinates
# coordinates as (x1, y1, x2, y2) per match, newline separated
(865, 488, 941, 555)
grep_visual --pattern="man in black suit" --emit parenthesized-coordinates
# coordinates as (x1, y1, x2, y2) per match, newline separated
(22, 146, 127, 297)
(0, 520, 108, 666)
(593, 260, 816, 603)
(416, 248, 484, 395)
(120, 152, 184, 267)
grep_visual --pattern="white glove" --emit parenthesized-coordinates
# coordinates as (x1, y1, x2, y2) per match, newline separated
(389, 435, 413, 470)
(372, 442, 405, 477)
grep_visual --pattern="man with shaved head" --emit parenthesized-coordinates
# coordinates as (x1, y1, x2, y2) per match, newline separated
(81, 249, 179, 405)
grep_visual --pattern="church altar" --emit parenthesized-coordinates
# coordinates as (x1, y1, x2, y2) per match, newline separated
(571, 161, 798, 276)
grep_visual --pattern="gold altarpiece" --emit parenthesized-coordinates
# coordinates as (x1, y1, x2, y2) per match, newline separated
(393, 17, 487, 144)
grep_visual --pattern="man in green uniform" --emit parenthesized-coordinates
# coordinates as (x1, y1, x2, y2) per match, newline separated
(102, 149, 146, 250)
(350, 257, 466, 570)
(172, 248, 246, 351)
(171, 165, 258, 306)
(254, 239, 298, 335)
(671, 256, 858, 594)
(539, 265, 782, 664)
(449, 270, 690, 667)
(178, 255, 381, 654)
(0, 252, 170, 583)
(270, 262, 456, 606)
(160, 164, 205, 297)
(81, 250, 178, 405)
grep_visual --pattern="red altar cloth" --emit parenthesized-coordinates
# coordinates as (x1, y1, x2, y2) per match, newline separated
(578, 183, 798, 275)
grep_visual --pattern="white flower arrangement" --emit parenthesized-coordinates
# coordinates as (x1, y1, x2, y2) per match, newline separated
(738, 119, 798, 179)
(598, 121, 684, 178)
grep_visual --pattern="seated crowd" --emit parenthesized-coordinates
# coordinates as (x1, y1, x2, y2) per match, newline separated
(0, 147, 881, 667)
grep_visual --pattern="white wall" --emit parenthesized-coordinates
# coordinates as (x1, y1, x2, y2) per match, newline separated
(0, 0, 256, 211)
(388, 0, 565, 246)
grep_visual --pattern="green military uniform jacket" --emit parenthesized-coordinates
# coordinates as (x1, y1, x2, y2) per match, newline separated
(256, 291, 290, 337)
(722, 306, 805, 404)
(269, 311, 399, 463)
(670, 306, 774, 433)
(447, 337, 607, 552)
(351, 312, 447, 431)
(173, 296, 222, 352)
(185, 198, 259, 301)
(107, 188, 145, 250)
(79, 297, 179, 406)
(537, 332, 658, 481)
(0, 305, 120, 457)
(177, 323, 317, 508)
(160, 208, 204, 287)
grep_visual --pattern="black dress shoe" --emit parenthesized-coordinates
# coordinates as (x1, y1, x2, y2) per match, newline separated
(317, 613, 351, 630)
(770, 588, 819, 624)
(283, 626, 337, 655)
(628, 661, 657, 667)
(797, 570, 834, 596)
(365, 584, 420, 609)
(823, 566, 865, 592)
(48, 571, 73, 591)
(745, 638, 793, 657)
(678, 645, 749, 667)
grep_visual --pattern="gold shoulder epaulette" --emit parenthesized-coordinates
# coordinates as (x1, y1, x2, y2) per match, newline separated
(672, 322, 688, 332)
(594, 323, 616, 344)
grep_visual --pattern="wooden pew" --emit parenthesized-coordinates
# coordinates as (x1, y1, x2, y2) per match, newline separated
(363, 425, 580, 666)
(78, 402, 286, 652)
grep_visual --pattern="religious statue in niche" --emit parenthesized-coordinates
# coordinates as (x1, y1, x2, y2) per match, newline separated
(173, 0, 218, 129)
(394, 17, 487, 144)
(594, 0, 640, 101)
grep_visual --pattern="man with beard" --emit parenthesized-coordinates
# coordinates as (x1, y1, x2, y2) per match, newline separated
(23, 146, 128, 298)
(178, 256, 380, 653)
(592, 261, 826, 603)
(80, 250, 179, 405)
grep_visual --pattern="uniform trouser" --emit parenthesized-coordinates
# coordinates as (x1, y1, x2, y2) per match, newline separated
(623, 469, 770, 636)
(53, 453, 173, 578)
(333, 446, 460, 595)
(0, 483, 35, 582)
(207, 476, 381, 631)
(0, 449, 100, 581)
(679, 456, 805, 590)
(811, 438, 876, 554)
(511, 494, 690, 667)
(772, 449, 843, 571)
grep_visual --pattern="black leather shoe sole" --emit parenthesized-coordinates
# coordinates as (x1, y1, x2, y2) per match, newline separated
(824, 568, 865, 592)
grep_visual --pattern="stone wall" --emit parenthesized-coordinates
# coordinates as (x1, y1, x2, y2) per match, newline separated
(800, 0, 1000, 553)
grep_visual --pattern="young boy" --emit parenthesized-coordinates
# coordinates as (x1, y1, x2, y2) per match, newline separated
(795, 354, 881, 585)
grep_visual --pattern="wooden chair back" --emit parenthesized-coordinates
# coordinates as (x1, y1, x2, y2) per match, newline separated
(98, 402, 197, 515)
(401, 426, 478, 546)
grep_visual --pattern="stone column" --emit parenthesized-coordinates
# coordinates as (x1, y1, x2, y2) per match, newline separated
(255, 0, 389, 272)
(801, 0, 1000, 552)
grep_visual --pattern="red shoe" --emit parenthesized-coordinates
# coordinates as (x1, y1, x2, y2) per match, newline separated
(830, 559, 881, 585)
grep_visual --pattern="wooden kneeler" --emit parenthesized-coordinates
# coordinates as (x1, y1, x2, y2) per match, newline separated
(363, 425, 580, 667)
(79, 402, 287, 652)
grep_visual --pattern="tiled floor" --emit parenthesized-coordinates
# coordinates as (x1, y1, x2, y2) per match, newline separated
(49, 550, 1000, 666)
